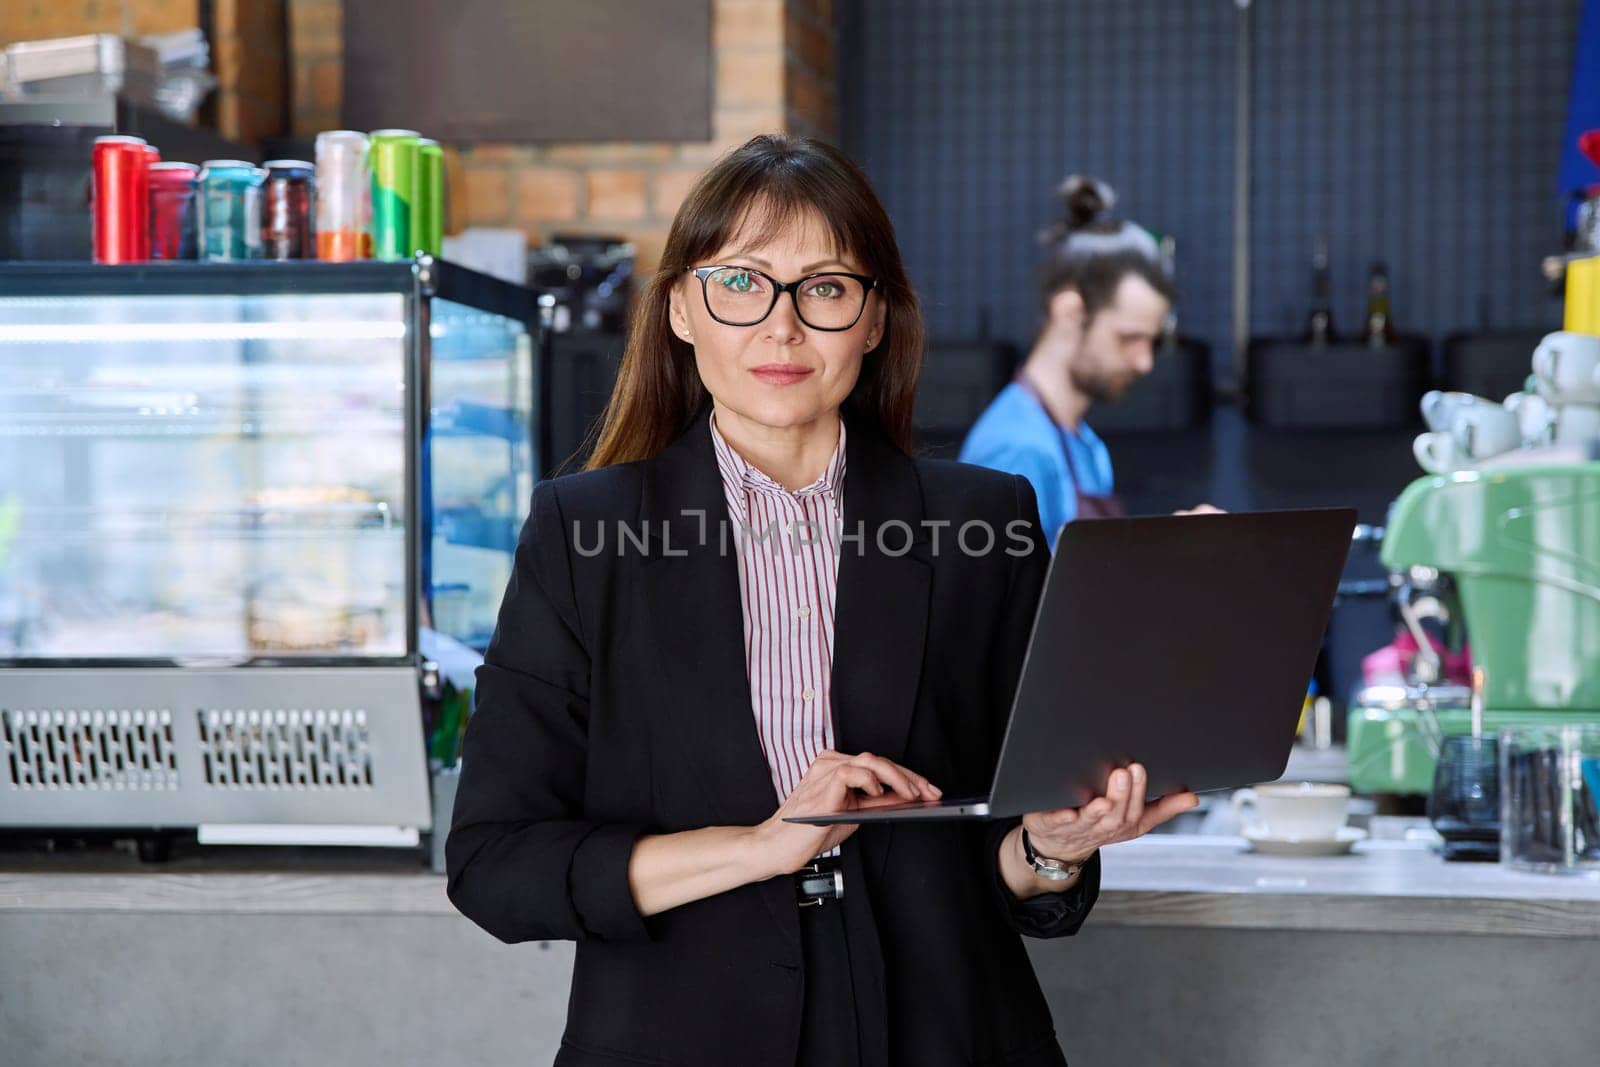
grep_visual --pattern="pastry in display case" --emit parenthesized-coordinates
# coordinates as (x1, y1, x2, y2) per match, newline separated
(0, 258, 543, 849)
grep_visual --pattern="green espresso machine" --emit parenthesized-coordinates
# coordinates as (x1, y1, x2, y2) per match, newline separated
(1348, 463, 1600, 793)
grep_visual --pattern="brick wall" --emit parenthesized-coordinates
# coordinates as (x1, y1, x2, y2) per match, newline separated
(0, 0, 200, 46)
(784, 0, 835, 141)
(283, 0, 837, 272)
(211, 0, 286, 146)
(286, 0, 340, 137)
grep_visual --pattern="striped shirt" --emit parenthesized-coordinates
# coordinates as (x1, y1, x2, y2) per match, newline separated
(708, 407, 846, 858)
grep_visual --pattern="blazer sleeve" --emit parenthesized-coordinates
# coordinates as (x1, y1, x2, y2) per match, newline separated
(980, 473, 1102, 939)
(444, 478, 657, 945)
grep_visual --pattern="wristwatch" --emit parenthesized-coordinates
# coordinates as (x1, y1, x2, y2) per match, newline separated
(1021, 827, 1087, 882)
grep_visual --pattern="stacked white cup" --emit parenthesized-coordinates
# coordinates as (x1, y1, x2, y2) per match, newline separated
(1414, 331, 1600, 475)
(1414, 390, 1521, 474)
(1528, 332, 1600, 447)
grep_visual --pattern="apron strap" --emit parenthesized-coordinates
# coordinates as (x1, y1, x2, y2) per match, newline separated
(1011, 370, 1126, 519)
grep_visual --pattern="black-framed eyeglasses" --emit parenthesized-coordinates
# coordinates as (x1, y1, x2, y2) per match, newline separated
(689, 265, 879, 331)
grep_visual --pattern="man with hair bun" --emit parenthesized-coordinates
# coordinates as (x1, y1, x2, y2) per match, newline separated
(961, 175, 1209, 548)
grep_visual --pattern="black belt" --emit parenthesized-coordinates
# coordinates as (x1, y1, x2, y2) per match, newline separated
(794, 855, 845, 907)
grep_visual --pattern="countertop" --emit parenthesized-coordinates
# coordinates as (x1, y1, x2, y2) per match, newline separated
(1093, 836, 1600, 939)
(3, 832, 1597, 939)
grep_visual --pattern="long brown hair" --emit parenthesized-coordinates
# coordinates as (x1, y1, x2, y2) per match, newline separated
(583, 134, 923, 470)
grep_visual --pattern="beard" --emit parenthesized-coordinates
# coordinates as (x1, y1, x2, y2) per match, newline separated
(1069, 362, 1140, 404)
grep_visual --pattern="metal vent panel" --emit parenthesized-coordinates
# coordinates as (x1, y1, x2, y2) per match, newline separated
(2, 667, 428, 828)
(1, 707, 180, 790)
(197, 707, 375, 789)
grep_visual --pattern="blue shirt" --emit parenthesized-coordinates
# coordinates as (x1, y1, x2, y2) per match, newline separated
(957, 381, 1114, 550)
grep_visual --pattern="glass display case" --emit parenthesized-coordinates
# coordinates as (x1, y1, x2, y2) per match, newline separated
(0, 258, 541, 841)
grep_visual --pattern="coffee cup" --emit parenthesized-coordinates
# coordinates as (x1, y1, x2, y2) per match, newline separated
(1231, 782, 1350, 840)
(1553, 402, 1600, 446)
(1532, 331, 1600, 403)
(1413, 430, 1463, 474)
(1420, 390, 1485, 433)
(1504, 391, 1554, 445)
(1451, 400, 1521, 459)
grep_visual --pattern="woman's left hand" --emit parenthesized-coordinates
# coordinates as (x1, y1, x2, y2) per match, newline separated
(1020, 763, 1199, 864)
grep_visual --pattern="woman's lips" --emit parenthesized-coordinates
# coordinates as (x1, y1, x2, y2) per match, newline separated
(749, 365, 814, 386)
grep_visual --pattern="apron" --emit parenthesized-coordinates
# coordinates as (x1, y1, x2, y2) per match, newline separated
(1012, 371, 1127, 520)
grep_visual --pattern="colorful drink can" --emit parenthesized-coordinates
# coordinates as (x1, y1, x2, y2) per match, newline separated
(148, 161, 200, 261)
(262, 159, 316, 260)
(92, 134, 149, 263)
(314, 130, 370, 261)
(137, 143, 159, 260)
(369, 129, 420, 261)
(414, 138, 444, 256)
(197, 160, 264, 261)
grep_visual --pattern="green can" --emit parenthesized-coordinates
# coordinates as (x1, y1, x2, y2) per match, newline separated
(414, 138, 444, 256)
(369, 129, 420, 260)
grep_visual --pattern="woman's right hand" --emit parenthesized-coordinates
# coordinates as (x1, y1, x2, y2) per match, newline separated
(749, 749, 942, 877)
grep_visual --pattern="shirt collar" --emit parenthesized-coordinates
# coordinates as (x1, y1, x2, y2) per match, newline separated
(707, 407, 847, 521)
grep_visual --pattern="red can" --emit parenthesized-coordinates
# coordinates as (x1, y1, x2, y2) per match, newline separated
(137, 144, 159, 260)
(92, 135, 150, 263)
(261, 159, 316, 260)
(149, 162, 200, 260)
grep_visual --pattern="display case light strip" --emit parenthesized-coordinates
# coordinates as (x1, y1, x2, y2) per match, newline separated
(197, 824, 421, 847)
(0, 322, 409, 343)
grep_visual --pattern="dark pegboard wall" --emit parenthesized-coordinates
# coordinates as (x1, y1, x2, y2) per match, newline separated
(840, 0, 1580, 378)
(839, 0, 1237, 377)
(1250, 0, 1578, 344)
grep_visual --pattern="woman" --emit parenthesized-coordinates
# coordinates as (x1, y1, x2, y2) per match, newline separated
(445, 135, 1198, 1067)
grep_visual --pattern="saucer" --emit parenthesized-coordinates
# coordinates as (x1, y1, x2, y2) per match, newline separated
(1242, 826, 1366, 857)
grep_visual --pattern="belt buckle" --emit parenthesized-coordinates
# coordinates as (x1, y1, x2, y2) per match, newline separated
(795, 860, 844, 907)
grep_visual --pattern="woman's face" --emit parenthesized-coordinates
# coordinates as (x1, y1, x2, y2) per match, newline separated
(668, 204, 886, 435)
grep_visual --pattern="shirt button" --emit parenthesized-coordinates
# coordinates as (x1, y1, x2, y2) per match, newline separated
(802, 687, 815, 701)
(797, 604, 811, 619)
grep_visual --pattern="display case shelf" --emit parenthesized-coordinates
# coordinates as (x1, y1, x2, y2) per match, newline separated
(11, 502, 398, 538)
(0, 414, 404, 438)
(431, 399, 528, 443)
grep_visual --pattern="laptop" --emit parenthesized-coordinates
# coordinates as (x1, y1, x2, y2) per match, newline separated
(785, 507, 1358, 824)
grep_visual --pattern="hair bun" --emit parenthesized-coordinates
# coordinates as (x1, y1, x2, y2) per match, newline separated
(1059, 175, 1116, 231)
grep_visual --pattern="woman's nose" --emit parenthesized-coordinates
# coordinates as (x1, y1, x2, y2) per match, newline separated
(762, 293, 806, 343)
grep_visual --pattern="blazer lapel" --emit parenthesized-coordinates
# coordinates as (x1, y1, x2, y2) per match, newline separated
(829, 405, 931, 772)
(829, 404, 932, 883)
(638, 409, 783, 829)
(636, 408, 805, 949)
(825, 411, 930, 1067)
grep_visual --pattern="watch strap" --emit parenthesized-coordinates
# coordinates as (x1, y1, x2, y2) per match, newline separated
(1021, 827, 1085, 881)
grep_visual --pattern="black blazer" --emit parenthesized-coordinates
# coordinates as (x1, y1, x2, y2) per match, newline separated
(445, 400, 1102, 1067)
